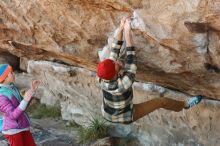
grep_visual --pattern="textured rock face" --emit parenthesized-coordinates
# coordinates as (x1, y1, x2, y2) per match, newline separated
(21, 60, 219, 146)
(1, 0, 220, 145)
(0, 52, 19, 69)
(27, 60, 100, 126)
(0, 0, 220, 98)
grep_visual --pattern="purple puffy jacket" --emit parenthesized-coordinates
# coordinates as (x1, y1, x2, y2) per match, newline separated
(0, 84, 30, 131)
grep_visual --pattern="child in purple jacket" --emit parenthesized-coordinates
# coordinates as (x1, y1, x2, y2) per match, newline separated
(0, 64, 40, 146)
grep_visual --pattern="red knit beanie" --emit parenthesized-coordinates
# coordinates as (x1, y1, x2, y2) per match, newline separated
(96, 59, 116, 80)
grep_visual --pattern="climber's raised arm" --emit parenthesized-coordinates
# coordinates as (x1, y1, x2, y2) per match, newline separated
(109, 17, 126, 61)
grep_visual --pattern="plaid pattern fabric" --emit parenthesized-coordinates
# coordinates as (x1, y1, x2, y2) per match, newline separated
(99, 39, 137, 123)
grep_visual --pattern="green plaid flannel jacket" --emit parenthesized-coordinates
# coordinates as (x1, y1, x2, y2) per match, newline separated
(98, 39, 137, 123)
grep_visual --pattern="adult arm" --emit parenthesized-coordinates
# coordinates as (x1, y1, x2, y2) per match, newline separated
(119, 18, 137, 91)
(109, 17, 126, 61)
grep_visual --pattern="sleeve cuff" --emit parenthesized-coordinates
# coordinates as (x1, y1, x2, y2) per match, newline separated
(19, 100, 29, 111)
(113, 39, 123, 45)
(126, 46, 135, 51)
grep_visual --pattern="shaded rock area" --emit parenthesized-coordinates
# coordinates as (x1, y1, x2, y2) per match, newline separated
(0, 118, 79, 146)
(0, 52, 19, 69)
(0, 117, 141, 146)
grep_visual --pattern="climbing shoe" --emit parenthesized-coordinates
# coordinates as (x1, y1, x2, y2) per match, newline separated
(185, 95, 202, 109)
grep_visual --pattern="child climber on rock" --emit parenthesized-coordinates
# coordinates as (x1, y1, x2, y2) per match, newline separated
(0, 64, 40, 146)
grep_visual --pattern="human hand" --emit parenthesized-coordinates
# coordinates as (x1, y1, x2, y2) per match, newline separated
(31, 80, 40, 92)
(23, 80, 40, 102)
